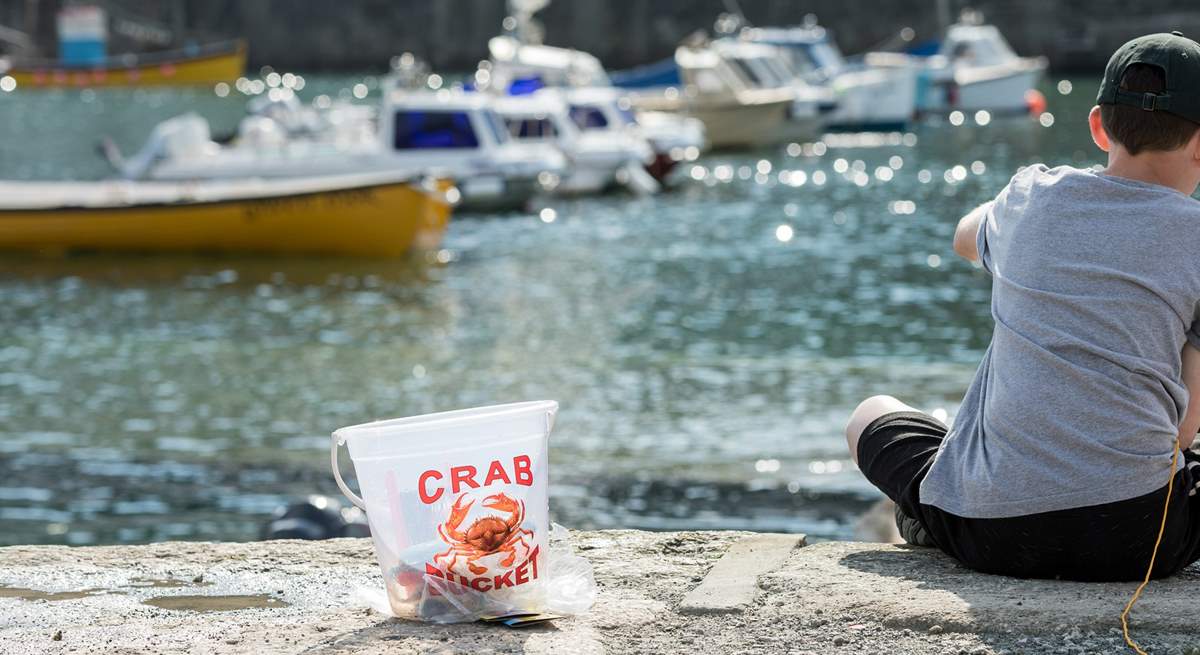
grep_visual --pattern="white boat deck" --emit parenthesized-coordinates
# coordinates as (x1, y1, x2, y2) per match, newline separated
(0, 171, 424, 211)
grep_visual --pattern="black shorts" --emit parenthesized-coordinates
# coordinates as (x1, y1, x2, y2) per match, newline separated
(857, 411, 1200, 581)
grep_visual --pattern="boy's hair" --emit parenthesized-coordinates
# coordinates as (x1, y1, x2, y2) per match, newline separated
(1100, 63, 1200, 155)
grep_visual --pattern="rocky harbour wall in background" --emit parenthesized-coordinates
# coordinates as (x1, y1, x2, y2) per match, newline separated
(5, 1, 1200, 73)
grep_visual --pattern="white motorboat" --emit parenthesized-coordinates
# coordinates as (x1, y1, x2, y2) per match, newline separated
(629, 38, 824, 149)
(112, 89, 566, 213)
(744, 24, 917, 131)
(492, 90, 656, 195)
(487, 34, 705, 180)
(913, 17, 1047, 115)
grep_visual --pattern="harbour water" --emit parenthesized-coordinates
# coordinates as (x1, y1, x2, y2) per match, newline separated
(0, 76, 1100, 545)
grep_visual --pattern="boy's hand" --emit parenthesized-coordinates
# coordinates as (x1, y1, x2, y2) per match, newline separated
(1179, 343, 1200, 450)
(953, 202, 994, 263)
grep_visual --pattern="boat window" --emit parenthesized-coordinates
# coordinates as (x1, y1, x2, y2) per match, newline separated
(505, 117, 558, 139)
(393, 111, 480, 149)
(732, 57, 788, 89)
(761, 56, 799, 84)
(569, 105, 609, 130)
(727, 57, 765, 87)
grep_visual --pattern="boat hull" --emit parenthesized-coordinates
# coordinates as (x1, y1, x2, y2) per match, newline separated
(636, 95, 793, 150)
(916, 59, 1047, 114)
(824, 65, 918, 131)
(5, 41, 246, 88)
(954, 66, 1044, 113)
(456, 175, 543, 212)
(0, 178, 451, 257)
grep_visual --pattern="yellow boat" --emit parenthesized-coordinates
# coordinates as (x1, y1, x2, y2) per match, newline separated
(0, 172, 455, 257)
(2, 40, 246, 88)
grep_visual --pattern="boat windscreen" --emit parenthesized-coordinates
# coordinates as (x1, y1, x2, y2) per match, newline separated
(726, 57, 765, 87)
(569, 105, 609, 130)
(805, 42, 845, 72)
(393, 111, 480, 149)
(482, 109, 512, 145)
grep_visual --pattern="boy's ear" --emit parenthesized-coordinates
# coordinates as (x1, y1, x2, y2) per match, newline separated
(1088, 106, 1111, 152)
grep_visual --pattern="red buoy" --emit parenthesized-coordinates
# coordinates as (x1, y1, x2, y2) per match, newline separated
(1025, 89, 1047, 115)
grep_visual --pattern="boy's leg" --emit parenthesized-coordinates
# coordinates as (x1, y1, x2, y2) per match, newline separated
(845, 395, 945, 548)
(844, 395, 920, 464)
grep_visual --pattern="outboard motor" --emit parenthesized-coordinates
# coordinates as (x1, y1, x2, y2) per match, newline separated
(115, 113, 218, 179)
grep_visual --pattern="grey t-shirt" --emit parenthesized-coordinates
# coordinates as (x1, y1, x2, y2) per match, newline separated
(920, 164, 1200, 518)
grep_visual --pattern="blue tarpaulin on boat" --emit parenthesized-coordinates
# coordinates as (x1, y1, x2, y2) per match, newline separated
(609, 57, 681, 89)
(906, 40, 941, 57)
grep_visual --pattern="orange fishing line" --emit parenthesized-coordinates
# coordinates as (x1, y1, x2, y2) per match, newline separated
(1120, 446, 1179, 654)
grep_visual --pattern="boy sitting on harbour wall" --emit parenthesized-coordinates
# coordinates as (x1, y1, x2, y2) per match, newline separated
(844, 32, 1200, 581)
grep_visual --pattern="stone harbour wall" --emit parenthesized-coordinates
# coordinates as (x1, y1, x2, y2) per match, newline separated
(6, 0, 1200, 72)
(2, 530, 1200, 654)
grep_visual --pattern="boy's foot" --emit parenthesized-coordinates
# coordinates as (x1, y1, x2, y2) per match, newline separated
(895, 503, 937, 547)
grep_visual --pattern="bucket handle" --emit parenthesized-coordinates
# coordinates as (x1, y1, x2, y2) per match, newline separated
(331, 433, 366, 510)
(330, 405, 557, 513)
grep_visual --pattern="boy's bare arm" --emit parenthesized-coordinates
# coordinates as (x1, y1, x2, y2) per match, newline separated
(952, 201, 994, 263)
(1179, 342, 1200, 450)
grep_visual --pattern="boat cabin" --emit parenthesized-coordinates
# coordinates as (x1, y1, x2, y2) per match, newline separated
(742, 26, 848, 79)
(676, 40, 799, 96)
(937, 24, 1022, 68)
(491, 93, 577, 143)
(563, 87, 639, 133)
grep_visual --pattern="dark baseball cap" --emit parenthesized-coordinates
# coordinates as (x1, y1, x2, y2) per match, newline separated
(1097, 31, 1200, 123)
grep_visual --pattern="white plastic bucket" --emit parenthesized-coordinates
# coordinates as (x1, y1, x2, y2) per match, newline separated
(332, 400, 558, 620)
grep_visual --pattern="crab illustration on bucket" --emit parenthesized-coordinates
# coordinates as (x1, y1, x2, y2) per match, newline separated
(331, 401, 557, 620)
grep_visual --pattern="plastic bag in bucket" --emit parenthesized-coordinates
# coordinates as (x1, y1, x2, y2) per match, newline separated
(332, 401, 557, 622)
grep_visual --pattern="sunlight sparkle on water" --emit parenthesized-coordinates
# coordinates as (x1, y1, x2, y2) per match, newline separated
(755, 459, 782, 473)
(809, 460, 845, 475)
